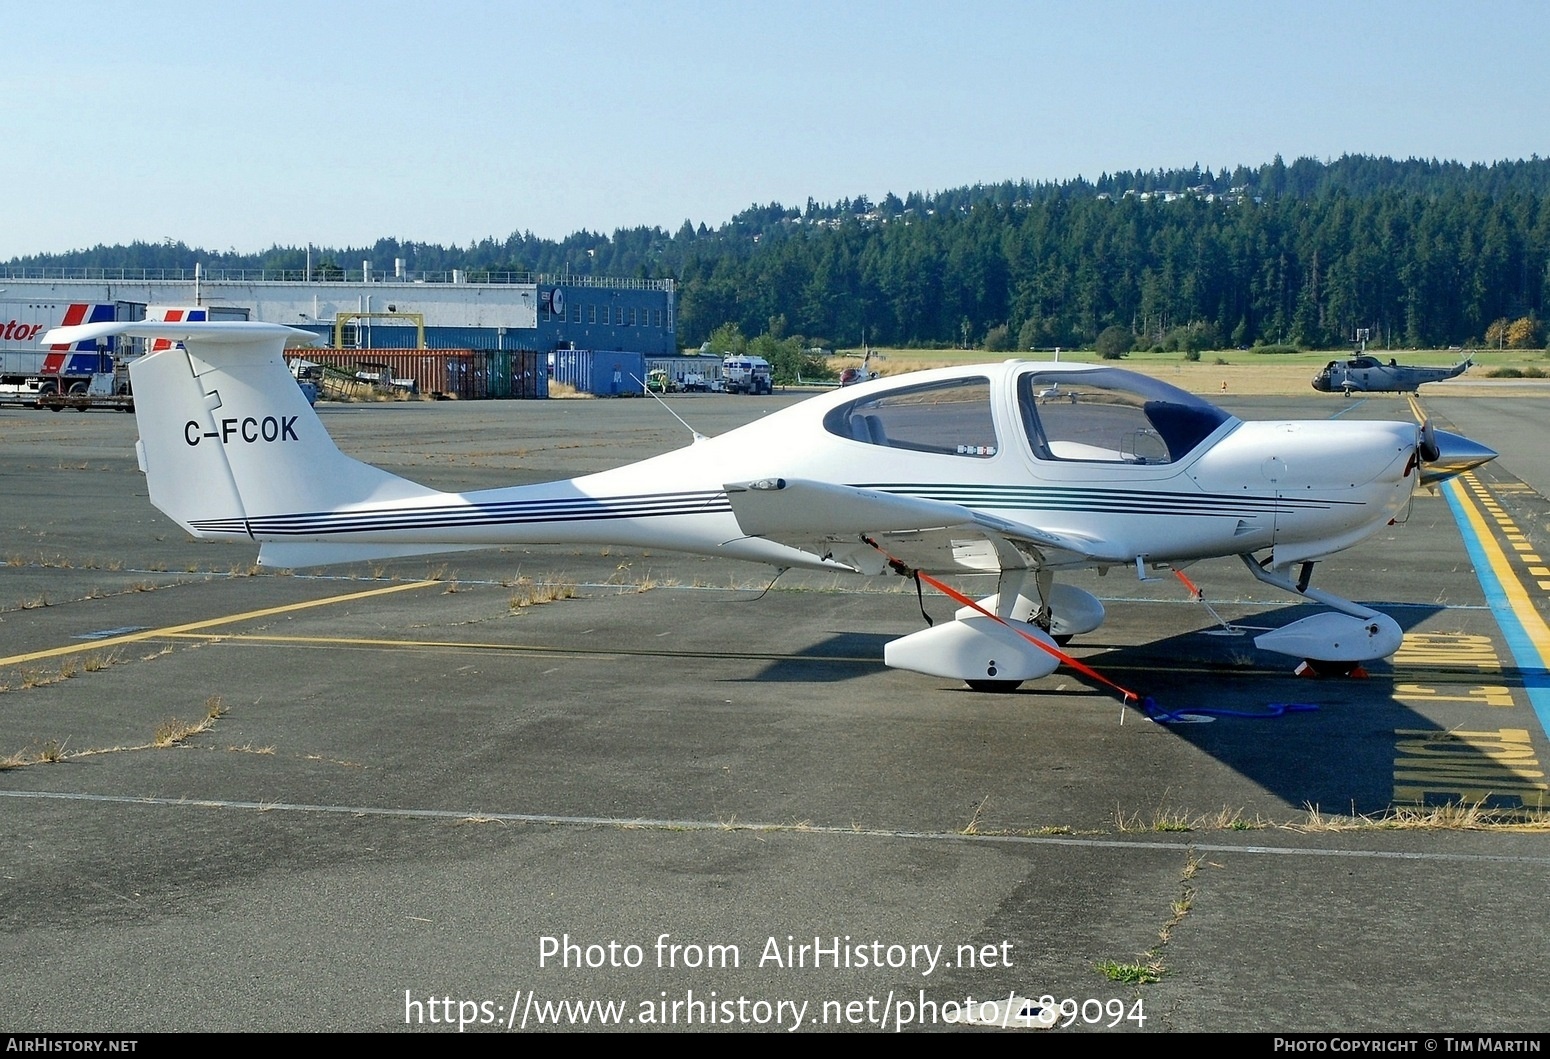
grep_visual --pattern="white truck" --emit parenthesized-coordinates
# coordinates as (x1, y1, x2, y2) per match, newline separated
(1, 302, 250, 409)
(37, 367, 135, 413)
(721, 354, 772, 395)
(0, 300, 142, 404)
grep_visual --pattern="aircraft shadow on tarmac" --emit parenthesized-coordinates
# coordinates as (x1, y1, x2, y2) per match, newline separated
(736, 602, 1541, 814)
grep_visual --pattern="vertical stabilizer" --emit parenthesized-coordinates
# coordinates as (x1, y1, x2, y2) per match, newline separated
(42, 321, 436, 542)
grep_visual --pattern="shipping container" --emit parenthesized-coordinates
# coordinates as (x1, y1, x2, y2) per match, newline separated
(288, 348, 546, 400)
(548, 349, 647, 396)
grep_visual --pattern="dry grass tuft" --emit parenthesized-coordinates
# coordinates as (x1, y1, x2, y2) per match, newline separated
(961, 797, 991, 836)
(153, 696, 227, 748)
(1294, 800, 1550, 833)
(82, 651, 120, 673)
(1115, 806, 1193, 833)
(508, 578, 578, 610)
(1, 738, 70, 769)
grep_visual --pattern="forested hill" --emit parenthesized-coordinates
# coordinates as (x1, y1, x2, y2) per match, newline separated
(11, 154, 1550, 350)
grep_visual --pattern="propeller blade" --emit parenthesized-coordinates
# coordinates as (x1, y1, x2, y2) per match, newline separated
(1418, 418, 1440, 463)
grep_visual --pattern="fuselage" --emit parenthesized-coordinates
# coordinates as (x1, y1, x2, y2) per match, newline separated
(1312, 355, 1469, 393)
(237, 361, 1425, 575)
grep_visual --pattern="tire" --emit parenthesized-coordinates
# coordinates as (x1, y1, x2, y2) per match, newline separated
(1303, 658, 1362, 677)
(965, 679, 1023, 693)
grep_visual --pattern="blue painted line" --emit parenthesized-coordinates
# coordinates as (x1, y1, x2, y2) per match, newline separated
(73, 626, 148, 641)
(1442, 482, 1550, 740)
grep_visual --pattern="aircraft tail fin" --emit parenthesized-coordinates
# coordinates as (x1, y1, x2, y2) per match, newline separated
(41, 322, 437, 548)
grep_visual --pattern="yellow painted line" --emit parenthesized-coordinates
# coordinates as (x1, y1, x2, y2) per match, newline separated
(0, 580, 440, 667)
(157, 631, 884, 665)
(1447, 477, 1550, 662)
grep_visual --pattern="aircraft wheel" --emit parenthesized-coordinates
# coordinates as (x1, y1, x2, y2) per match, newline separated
(1302, 658, 1361, 677)
(965, 679, 1023, 693)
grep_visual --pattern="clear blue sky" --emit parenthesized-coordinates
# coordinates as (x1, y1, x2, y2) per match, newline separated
(7, 0, 1548, 259)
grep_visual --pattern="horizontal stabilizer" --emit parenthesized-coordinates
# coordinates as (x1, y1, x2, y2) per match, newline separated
(43, 320, 320, 349)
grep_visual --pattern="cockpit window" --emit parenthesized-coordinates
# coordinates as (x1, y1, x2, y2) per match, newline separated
(1018, 369, 1231, 464)
(823, 376, 998, 458)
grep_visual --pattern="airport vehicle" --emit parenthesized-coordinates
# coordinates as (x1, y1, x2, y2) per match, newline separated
(43, 320, 1498, 692)
(0, 301, 137, 403)
(722, 355, 773, 394)
(37, 367, 134, 412)
(1312, 353, 1472, 394)
(0, 302, 244, 407)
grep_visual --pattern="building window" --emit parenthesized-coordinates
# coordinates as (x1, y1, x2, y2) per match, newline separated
(571, 305, 581, 323)
(588, 305, 596, 324)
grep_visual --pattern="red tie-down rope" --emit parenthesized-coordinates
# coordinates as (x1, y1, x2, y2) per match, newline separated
(862, 536, 1146, 707)
(911, 564, 1322, 722)
(918, 568, 1151, 707)
(863, 539, 1321, 722)
(1172, 567, 1203, 599)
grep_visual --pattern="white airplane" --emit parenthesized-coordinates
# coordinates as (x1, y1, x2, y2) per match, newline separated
(44, 320, 1498, 693)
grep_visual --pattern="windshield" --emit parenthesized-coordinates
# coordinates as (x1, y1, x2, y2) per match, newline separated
(1018, 369, 1232, 464)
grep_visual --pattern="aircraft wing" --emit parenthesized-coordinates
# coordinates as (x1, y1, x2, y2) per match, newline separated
(723, 477, 1110, 576)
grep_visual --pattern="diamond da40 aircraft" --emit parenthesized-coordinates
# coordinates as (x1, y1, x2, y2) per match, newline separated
(46, 320, 1497, 692)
